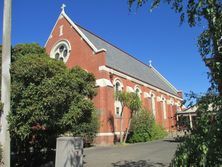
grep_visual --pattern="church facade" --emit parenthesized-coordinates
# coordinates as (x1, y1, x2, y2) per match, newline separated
(45, 7, 183, 144)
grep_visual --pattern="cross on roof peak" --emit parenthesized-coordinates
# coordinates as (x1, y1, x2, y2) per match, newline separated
(149, 60, 152, 67)
(61, 4, 66, 12)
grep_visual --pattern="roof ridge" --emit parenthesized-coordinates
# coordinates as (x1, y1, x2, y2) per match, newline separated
(77, 24, 179, 94)
(45, 10, 181, 97)
(45, 10, 107, 53)
(62, 12, 107, 53)
(75, 23, 152, 69)
(151, 66, 178, 93)
(106, 65, 180, 97)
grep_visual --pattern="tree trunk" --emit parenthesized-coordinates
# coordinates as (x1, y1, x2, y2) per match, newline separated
(123, 118, 132, 143)
(119, 106, 124, 143)
(120, 116, 123, 143)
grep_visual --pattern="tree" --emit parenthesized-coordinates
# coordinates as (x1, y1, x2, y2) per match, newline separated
(6, 44, 98, 166)
(171, 94, 222, 166)
(115, 91, 129, 143)
(128, 0, 222, 165)
(11, 43, 45, 62)
(129, 0, 222, 95)
(123, 92, 141, 143)
(115, 91, 141, 143)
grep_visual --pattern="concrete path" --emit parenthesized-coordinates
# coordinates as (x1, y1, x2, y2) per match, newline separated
(83, 139, 179, 167)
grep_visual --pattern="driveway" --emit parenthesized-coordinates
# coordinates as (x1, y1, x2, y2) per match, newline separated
(83, 139, 179, 167)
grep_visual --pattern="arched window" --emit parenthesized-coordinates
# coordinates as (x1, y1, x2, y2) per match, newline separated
(134, 86, 142, 99)
(161, 96, 167, 120)
(169, 98, 174, 106)
(176, 102, 181, 111)
(115, 82, 121, 93)
(135, 88, 140, 94)
(50, 40, 71, 63)
(114, 79, 123, 93)
(113, 79, 123, 116)
(168, 98, 174, 127)
(151, 93, 156, 118)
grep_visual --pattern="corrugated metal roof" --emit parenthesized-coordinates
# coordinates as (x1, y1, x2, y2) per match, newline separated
(77, 25, 179, 96)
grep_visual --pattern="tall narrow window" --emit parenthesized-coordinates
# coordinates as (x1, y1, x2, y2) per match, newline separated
(116, 107, 120, 115)
(176, 102, 181, 111)
(115, 82, 121, 93)
(135, 88, 140, 94)
(162, 98, 167, 119)
(114, 79, 123, 117)
(59, 25, 64, 36)
(168, 98, 174, 130)
(151, 94, 156, 117)
(134, 86, 141, 99)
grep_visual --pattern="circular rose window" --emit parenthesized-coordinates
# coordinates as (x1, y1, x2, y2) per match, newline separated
(50, 40, 71, 63)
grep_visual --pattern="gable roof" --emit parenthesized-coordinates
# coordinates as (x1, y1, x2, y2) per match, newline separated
(47, 10, 180, 97)
(78, 25, 179, 97)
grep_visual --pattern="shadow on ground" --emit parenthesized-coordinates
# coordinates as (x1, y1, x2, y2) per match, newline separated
(112, 160, 167, 167)
(163, 137, 185, 143)
(163, 139, 179, 143)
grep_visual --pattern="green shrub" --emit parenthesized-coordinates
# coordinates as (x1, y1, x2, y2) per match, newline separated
(70, 110, 99, 146)
(7, 44, 98, 166)
(128, 109, 167, 143)
(171, 94, 222, 166)
(151, 122, 167, 140)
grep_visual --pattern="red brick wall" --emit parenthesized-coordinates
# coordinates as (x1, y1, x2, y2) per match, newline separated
(45, 16, 106, 79)
(45, 15, 182, 144)
(109, 74, 181, 133)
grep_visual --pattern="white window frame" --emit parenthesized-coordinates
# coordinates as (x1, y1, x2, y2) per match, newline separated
(151, 93, 156, 118)
(113, 79, 123, 117)
(114, 79, 123, 93)
(161, 96, 167, 120)
(50, 40, 71, 63)
(134, 85, 142, 99)
(175, 101, 181, 111)
(114, 101, 122, 117)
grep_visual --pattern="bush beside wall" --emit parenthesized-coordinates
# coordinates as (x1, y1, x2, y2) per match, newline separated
(128, 109, 167, 143)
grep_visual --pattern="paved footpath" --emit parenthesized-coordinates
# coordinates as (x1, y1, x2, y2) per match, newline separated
(83, 139, 179, 167)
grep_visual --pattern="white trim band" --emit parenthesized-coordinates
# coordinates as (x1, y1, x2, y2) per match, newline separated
(96, 79, 113, 87)
(96, 132, 123, 137)
(99, 65, 183, 101)
(144, 92, 151, 98)
(126, 86, 134, 92)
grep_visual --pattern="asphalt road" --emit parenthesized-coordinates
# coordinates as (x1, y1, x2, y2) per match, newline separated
(83, 139, 179, 167)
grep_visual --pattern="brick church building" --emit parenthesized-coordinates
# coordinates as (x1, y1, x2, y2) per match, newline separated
(45, 6, 183, 144)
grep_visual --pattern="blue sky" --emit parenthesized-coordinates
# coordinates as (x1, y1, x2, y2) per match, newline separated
(0, 0, 210, 97)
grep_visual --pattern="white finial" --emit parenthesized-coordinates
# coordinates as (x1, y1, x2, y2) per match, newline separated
(61, 4, 66, 12)
(149, 60, 152, 67)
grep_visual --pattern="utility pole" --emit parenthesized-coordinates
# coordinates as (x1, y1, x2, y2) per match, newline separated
(1, 0, 12, 166)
